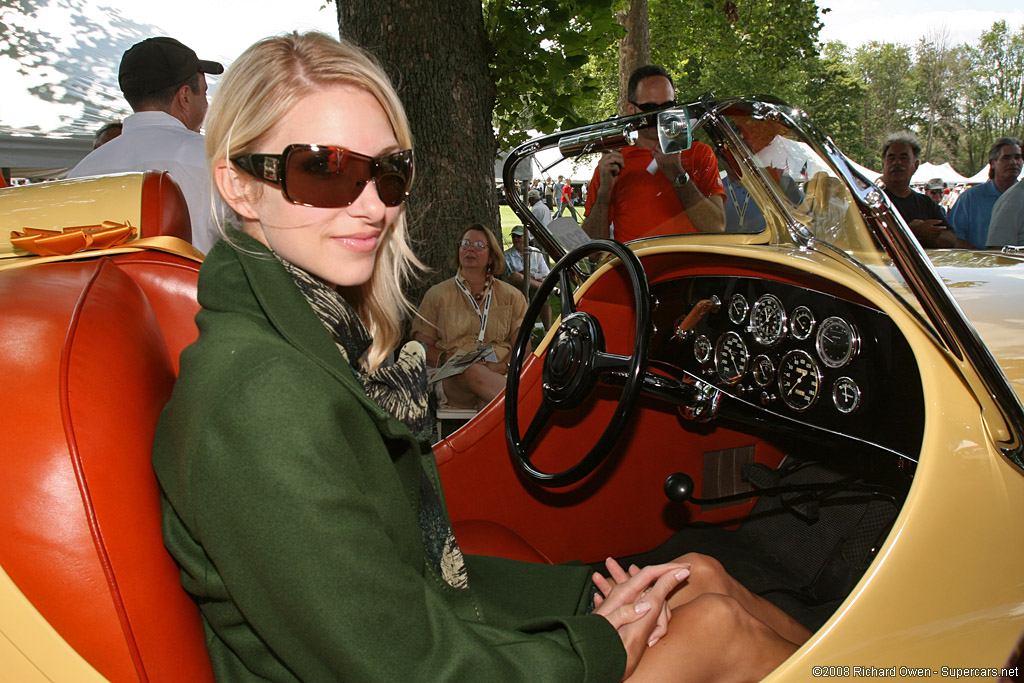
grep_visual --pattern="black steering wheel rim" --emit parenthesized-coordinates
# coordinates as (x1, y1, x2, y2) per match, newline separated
(505, 239, 652, 487)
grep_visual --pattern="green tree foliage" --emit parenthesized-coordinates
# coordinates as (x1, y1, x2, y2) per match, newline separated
(648, 0, 822, 103)
(851, 41, 915, 160)
(483, 0, 622, 148)
(797, 41, 868, 163)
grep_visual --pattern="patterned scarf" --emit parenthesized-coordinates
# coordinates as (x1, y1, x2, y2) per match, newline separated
(279, 256, 468, 590)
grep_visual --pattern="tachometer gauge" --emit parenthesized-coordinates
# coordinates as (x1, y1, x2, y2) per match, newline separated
(714, 331, 749, 384)
(790, 305, 815, 340)
(816, 316, 860, 368)
(833, 377, 861, 414)
(777, 349, 821, 411)
(694, 334, 712, 363)
(728, 293, 749, 325)
(752, 354, 774, 387)
(750, 294, 787, 346)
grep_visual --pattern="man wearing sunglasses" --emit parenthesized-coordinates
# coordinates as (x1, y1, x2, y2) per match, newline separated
(68, 37, 224, 252)
(581, 65, 725, 242)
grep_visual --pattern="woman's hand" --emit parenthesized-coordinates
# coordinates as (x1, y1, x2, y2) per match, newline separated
(480, 360, 509, 375)
(592, 558, 691, 680)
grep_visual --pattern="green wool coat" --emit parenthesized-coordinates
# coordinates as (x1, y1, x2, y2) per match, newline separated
(152, 231, 626, 682)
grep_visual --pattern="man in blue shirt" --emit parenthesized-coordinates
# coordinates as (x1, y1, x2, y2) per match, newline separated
(948, 137, 1022, 249)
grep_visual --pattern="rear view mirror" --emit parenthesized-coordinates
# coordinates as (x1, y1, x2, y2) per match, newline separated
(658, 107, 692, 154)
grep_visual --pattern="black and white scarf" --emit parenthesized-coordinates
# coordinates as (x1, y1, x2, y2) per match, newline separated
(279, 256, 468, 590)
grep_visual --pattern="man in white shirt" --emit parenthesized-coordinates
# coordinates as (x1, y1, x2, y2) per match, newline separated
(68, 37, 223, 252)
(528, 188, 551, 228)
(504, 224, 552, 329)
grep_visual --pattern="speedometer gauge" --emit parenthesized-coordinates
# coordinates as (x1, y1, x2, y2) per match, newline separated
(714, 331, 748, 384)
(777, 349, 821, 411)
(816, 316, 860, 368)
(750, 294, 787, 346)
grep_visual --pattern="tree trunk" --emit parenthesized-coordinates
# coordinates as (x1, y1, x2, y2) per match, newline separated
(617, 0, 650, 116)
(336, 0, 498, 303)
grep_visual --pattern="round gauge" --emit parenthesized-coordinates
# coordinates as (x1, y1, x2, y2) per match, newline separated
(728, 293, 749, 325)
(752, 354, 774, 387)
(815, 316, 860, 368)
(750, 294, 788, 346)
(833, 377, 861, 414)
(777, 349, 822, 411)
(790, 305, 816, 341)
(694, 334, 712, 363)
(714, 331, 749, 384)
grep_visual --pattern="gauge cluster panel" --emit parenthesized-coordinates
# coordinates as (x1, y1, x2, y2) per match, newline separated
(652, 275, 923, 458)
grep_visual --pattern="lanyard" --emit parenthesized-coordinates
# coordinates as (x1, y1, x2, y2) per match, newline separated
(455, 275, 493, 343)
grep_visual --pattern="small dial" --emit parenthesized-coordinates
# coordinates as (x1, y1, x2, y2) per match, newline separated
(777, 349, 822, 411)
(714, 331, 749, 385)
(833, 377, 861, 413)
(752, 354, 775, 387)
(728, 293, 749, 325)
(750, 294, 788, 346)
(816, 316, 860, 368)
(790, 305, 816, 341)
(694, 334, 712, 363)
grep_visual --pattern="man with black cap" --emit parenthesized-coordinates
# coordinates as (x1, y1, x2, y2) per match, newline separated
(68, 37, 224, 252)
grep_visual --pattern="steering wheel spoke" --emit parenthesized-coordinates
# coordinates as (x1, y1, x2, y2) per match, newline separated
(505, 239, 652, 487)
(593, 350, 632, 374)
(520, 400, 554, 452)
(558, 270, 577, 314)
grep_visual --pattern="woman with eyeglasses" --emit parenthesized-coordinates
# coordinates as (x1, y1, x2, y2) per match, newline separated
(153, 31, 807, 683)
(412, 224, 527, 410)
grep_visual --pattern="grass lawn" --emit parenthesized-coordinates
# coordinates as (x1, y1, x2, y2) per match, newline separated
(499, 204, 522, 247)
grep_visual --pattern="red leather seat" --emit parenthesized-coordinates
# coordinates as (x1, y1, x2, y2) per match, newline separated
(0, 172, 546, 680)
(0, 174, 212, 681)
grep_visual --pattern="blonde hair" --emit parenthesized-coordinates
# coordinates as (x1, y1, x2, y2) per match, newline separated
(205, 31, 423, 371)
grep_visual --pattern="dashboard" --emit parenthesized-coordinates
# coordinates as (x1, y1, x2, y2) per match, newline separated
(649, 275, 925, 460)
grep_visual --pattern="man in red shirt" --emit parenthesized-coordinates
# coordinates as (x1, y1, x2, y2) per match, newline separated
(555, 175, 579, 220)
(582, 65, 725, 242)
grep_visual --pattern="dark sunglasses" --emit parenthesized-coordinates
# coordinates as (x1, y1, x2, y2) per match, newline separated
(232, 144, 413, 208)
(630, 99, 677, 112)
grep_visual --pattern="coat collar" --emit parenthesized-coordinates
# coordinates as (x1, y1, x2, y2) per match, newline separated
(208, 230, 416, 444)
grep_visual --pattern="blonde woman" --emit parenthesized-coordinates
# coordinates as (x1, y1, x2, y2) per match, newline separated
(153, 32, 807, 683)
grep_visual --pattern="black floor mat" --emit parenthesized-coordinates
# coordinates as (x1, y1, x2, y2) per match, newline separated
(606, 461, 900, 631)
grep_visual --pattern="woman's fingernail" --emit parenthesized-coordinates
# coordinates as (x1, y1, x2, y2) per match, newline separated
(648, 637, 661, 648)
(674, 568, 691, 581)
(634, 601, 651, 614)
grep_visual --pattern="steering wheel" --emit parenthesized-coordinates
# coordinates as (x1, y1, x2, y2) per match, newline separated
(505, 239, 652, 487)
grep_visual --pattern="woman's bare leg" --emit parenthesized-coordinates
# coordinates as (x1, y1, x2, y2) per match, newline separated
(442, 364, 506, 409)
(627, 594, 799, 682)
(664, 553, 811, 646)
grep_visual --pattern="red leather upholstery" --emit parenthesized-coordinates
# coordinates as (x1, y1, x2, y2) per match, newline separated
(0, 251, 210, 681)
(138, 170, 192, 242)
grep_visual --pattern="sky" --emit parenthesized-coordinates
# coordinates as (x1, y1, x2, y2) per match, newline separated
(2, 0, 1023, 136)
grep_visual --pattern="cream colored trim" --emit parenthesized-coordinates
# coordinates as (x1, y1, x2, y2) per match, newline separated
(0, 563, 108, 681)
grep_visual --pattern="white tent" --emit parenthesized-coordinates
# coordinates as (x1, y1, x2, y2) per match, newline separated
(912, 161, 969, 186)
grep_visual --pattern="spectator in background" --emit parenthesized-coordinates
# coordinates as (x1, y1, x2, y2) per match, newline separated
(582, 65, 725, 241)
(413, 224, 526, 409)
(948, 137, 1023, 249)
(503, 224, 552, 329)
(68, 37, 223, 252)
(986, 179, 1024, 248)
(879, 132, 968, 248)
(556, 174, 579, 221)
(92, 121, 123, 149)
(924, 178, 947, 212)
(528, 188, 551, 229)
